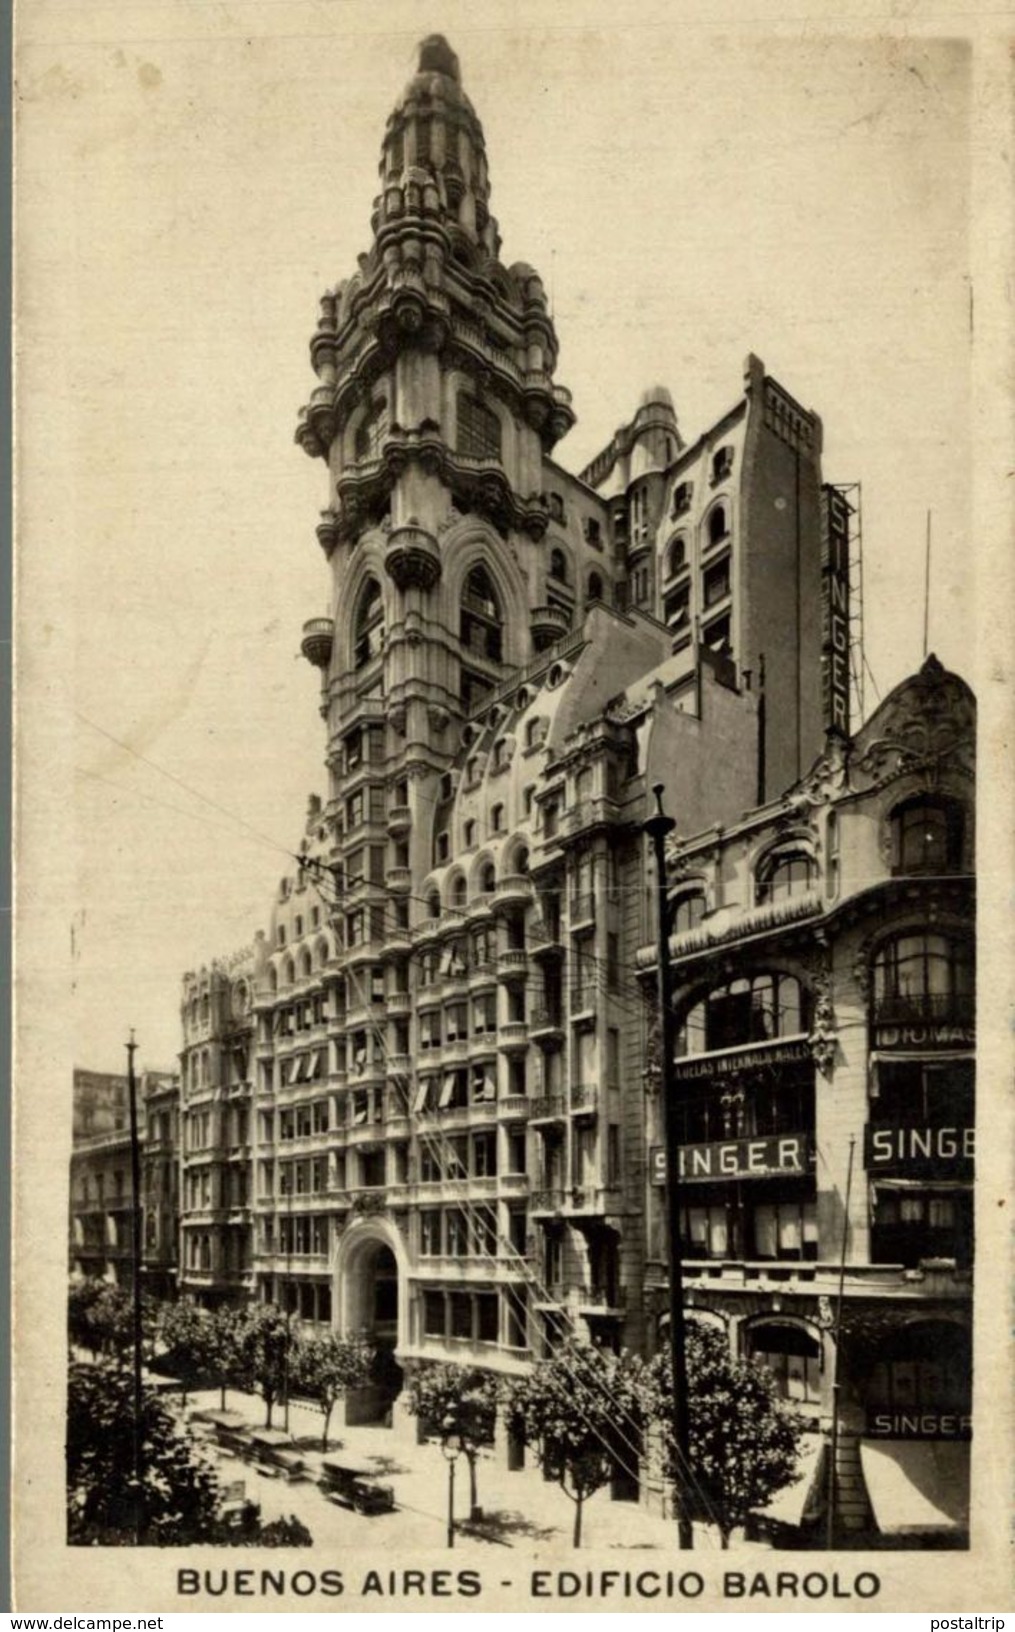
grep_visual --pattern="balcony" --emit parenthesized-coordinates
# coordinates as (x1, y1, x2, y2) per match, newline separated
(493, 874, 534, 913)
(497, 948, 530, 983)
(561, 797, 622, 840)
(386, 804, 412, 836)
(530, 604, 571, 648)
(528, 1095, 565, 1124)
(385, 866, 412, 895)
(530, 1007, 564, 1048)
(385, 1054, 413, 1081)
(570, 985, 598, 1021)
(572, 1284, 627, 1315)
(498, 1022, 530, 1054)
(468, 959, 497, 989)
(530, 927, 564, 962)
(300, 616, 334, 670)
(872, 993, 974, 1029)
(498, 1095, 529, 1119)
(569, 1083, 597, 1117)
(530, 1188, 565, 1216)
(386, 991, 412, 1018)
(381, 926, 412, 959)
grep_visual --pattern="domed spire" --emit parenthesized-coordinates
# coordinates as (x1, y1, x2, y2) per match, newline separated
(377, 35, 494, 253)
(417, 34, 460, 81)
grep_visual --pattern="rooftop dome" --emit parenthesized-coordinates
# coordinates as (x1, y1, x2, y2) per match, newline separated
(639, 384, 675, 410)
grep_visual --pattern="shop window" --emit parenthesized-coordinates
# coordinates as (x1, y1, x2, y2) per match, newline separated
(679, 1204, 729, 1259)
(353, 579, 384, 669)
(871, 933, 974, 1026)
(864, 1320, 971, 1415)
(871, 1186, 973, 1268)
(871, 1058, 974, 1125)
(678, 972, 809, 1056)
(457, 393, 501, 460)
(752, 1199, 818, 1261)
(756, 849, 816, 905)
(890, 797, 965, 876)
(747, 1322, 822, 1403)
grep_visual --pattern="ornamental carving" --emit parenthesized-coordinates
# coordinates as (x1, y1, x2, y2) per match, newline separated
(351, 1192, 388, 1218)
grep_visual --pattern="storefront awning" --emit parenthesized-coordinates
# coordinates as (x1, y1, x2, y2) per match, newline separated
(860, 1439, 969, 1535)
(753, 1433, 825, 1528)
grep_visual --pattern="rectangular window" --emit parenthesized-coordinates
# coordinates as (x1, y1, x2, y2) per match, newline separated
(420, 1211, 441, 1255)
(423, 1291, 445, 1337)
(476, 1293, 499, 1343)
(450, 1292, 473, 1339)
(472, 1130, 498, 1177)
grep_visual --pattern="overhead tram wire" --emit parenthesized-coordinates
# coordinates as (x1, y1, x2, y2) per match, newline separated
(302, 878, 723, 1532)
(300, 879, 659, 1503)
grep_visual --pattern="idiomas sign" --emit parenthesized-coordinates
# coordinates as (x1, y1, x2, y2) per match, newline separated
(865, 1124, 974, 1177)
(820, 484, 851, 739)
(651, 1133, 815, 1186)
(873, 1022, 974, 1050)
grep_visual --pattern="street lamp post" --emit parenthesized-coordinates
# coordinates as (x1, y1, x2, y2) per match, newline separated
(441, 1414, 464, 1547)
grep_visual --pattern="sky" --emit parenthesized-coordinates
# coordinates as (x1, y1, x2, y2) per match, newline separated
(16, 1, 981, 1074)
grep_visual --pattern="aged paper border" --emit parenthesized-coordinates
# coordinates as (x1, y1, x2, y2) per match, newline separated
(12, 0, 1014, 1611)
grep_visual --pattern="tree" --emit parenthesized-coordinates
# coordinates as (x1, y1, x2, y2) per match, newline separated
(292, 1332, 374, 1453)
(646, 1324, 804, 1548)
(403, 1364, 499, 1520)
(238, 1303, 298, 1427)
(205, 1305, 246, 1410)
(66, 1359, 315, 1546)
(159, 1300, 213, 1406)
(67, 1359, 222, 1544)
(503, 1340, 646, 1547)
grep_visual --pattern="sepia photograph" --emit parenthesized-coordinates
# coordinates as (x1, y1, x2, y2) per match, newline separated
(13, 0, 1012, 1612)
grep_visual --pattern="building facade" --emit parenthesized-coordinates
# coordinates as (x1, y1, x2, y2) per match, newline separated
(161, 32, 977, 1544)
(640, 655, 974, 1544)
(70, 1067, 181, 1293)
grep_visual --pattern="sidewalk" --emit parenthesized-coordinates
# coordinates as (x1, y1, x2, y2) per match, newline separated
(182, 1385, 759, 1555)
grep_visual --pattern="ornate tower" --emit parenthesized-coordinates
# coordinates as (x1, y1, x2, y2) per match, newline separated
(298, 34, 577, 832)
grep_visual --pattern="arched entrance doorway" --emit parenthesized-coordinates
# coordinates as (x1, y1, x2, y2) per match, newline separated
(335, 1219, 407, 1426)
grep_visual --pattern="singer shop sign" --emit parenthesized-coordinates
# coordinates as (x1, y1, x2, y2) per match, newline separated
(651, 1133, 814, 1186)
(865, 1123, 974, 1178)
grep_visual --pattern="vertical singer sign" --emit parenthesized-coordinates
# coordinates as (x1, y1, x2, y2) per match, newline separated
(821, 485, 852, 738)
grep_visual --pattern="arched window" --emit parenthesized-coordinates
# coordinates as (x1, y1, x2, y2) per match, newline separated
(515, 845, 530, 875)
(299, 949, 312, 980)
(746, 1322, 821, 1400)
(667, 536, 687, 577)
(890, 796, 965, 876)
(456, 392, 501, 460)
(479, 862, 496, 895)
(588, 572, 603, 602)
(671, 891, 706, 934)
(549, 548, 568, 583)
(678, 972, 809, 1055)
(283, 957, 295, 986)
(871, 932, 974, 1025)
(460, 564, 503, 663)
(756, 849, 816, 905)
(707, 504, 729, 548)
(450, 874, 468, 912)
(353, 579, 384, 669)
(426, 890, 441, 921)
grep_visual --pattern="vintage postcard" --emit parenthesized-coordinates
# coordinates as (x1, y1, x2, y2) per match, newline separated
(12, 0, 1013, 1612)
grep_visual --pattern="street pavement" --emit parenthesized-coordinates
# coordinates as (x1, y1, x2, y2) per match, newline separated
(181, 1386, 759, 1556)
